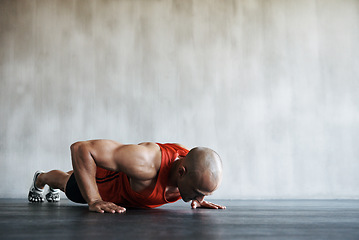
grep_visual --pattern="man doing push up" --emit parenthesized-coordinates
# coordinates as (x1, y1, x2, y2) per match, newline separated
(28, 140, 225, 213)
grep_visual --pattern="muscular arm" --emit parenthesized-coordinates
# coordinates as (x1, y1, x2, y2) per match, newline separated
(70, 140, 160, 213)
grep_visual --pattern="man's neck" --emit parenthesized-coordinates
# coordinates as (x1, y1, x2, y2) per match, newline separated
(167, 158, 182, 187)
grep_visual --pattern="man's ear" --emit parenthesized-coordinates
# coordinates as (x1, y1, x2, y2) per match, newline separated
(178, 166, 186, 177)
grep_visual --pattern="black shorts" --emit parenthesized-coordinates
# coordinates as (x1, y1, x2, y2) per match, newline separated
(65, 173, 87, 204)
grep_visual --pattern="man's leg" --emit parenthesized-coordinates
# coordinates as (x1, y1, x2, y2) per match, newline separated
(36, 170, 73, 192)
(28, 170, 73, 202)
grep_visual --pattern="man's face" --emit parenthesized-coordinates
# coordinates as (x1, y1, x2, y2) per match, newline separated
(177, 172, 213, 202)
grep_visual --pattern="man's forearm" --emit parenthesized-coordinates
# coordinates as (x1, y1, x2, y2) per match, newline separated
(70, 142, 102, 204)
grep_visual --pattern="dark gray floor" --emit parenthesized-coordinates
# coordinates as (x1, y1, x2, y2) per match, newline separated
(0, 199, 358, 240)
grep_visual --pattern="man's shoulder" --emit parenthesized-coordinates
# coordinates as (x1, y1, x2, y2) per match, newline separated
(138, 142, 161, 150)
(137, 142, 162, 169)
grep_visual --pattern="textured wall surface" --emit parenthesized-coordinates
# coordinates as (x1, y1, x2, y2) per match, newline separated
(1, 0, 358, 199)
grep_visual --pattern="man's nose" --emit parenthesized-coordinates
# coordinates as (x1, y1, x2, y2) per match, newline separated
(196, 195, 205, 203)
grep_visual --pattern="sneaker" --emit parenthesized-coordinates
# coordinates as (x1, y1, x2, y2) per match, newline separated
(28, 170, 45, 202)
(45, 187, 60, 202)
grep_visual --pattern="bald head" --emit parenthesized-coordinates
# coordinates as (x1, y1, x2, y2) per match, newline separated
(184, 147, 223, 192)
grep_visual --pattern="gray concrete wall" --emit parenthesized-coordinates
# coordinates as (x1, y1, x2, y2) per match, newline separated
(1, 0, 358, 199)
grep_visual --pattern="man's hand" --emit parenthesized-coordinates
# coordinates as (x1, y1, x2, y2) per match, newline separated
(89, 200, 126, 213)
(191, 200, 226, 209)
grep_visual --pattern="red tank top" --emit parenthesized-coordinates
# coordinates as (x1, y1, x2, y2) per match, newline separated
(95, 143, 189, 208)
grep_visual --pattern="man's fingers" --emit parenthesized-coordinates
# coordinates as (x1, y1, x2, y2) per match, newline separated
(191, 200, 227, 210)
(90, 201, 126, 213)
(204, 201, 225, 209)
(202, 201, 218, 209)
(114, 205, 126, 213)
(205, 201, 226, 209)
(217, 204, 226, 209)
(106, 203, 118, 213)
(210, 202, 226, 209)
(99, 203, 113, 213)
(103, 203, 126, 213)
(104, 206, 116, 213)
(194, 200, 217, 209)
(110, 203, 126, 213)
